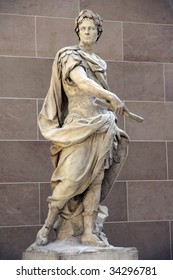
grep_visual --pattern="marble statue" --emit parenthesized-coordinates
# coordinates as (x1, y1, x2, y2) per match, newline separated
(36, 9, 143, 248)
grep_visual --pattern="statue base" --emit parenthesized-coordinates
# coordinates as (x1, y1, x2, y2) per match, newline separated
(22, 237, 138, 260)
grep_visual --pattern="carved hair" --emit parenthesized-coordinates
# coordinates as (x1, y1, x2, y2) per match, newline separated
(75, 9, 103, 42)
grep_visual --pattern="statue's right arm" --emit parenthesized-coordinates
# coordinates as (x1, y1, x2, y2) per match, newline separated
(69, 65, 125, 115)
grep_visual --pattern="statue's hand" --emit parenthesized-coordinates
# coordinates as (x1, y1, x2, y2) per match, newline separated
(109, 95, 125, 115)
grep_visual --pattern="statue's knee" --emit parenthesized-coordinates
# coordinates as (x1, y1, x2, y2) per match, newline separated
(47, 196, 66, 211)
(51, 179, 79, 198)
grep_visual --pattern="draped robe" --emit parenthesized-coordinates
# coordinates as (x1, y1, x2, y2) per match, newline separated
(38, 46, 128, 238)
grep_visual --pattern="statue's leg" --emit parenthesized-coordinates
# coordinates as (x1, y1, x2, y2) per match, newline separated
(36, 202, 58, 245)
(81, 168, 106, 247)
(36, 195, 67, 246)
(36, 173, 84, 246)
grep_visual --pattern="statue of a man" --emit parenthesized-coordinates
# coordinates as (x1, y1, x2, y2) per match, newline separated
(36, 9, 129, 247)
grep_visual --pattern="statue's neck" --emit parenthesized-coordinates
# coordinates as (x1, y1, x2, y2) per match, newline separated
(78, 43, 94, 55)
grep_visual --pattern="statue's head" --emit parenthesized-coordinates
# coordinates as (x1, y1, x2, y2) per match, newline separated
(75, 9, 103, 42)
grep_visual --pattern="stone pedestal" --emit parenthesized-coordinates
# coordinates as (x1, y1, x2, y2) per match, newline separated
(22, 237, 138, 260)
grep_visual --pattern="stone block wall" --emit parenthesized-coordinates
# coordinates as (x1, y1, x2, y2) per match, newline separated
(0, 0, 173, 260)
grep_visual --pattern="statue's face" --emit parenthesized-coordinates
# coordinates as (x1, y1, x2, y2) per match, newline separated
(78, 19, 98, 45)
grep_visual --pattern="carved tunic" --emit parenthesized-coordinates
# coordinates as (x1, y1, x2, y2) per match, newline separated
(38, 46, 118, 202)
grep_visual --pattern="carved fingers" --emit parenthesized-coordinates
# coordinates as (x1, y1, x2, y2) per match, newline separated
(110, 96, 125, 115)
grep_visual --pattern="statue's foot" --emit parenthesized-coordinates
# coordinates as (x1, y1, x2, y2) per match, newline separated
(81, 233, 107, 247)
(36, 226, 50, 246)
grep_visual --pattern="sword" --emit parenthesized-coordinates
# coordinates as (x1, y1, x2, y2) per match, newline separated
(94, 98, 144, 123)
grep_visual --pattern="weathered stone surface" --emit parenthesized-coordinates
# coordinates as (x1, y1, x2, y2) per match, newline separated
(22, 237, 138, 260)
(35, 10, 130, 249)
